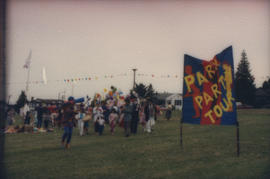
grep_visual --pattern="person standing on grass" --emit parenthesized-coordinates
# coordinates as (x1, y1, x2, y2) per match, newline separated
(83, 107, 92, 135)
(144, 100, 155, 133)
(7, 108, 15, 126)
(56, 107, 63, 129)
(36, 103, 45, 128)
(109, 108, 118, 135)
(43, 108, 51, 130)
(154, 105, 160, 121)
(102, 101, 110, 124)
(97, 115, 105, 136)
(61, 98, 77, 149)
(24, 111, 31, 125)
(118, 106, 124, 128)
(93, 103, 103, 134)
(123, 98, 133, 137)
(165, 102, 172, 120)
(76, 106, 85, 136)
(139, 101, 146, 131)
(131, 98, 139, 134)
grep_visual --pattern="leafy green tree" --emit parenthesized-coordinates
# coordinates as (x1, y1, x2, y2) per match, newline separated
(235, 50, 256, 106)
(15, 91, 28, 112)
(133, 83, 147, 98)
(132, 83, 157, 101)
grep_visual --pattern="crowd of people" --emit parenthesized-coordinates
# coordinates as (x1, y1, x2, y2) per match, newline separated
(60, 95, 160, 149)
(6, 92, 174, 149)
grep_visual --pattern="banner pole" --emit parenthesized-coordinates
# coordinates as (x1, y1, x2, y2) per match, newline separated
(180, 118, 183, 149)
(236, 121, 240, 157)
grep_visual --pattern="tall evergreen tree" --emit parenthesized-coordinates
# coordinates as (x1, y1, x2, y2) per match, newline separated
(235, 50, 256, 106)
(262, 77, 270, 90)
(16, 91, 28, 111)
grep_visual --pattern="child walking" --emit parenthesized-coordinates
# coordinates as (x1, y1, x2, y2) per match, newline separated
(97, 115, 105, 136)
(109, 108, 118, 135)
(93, 103, 103, 134)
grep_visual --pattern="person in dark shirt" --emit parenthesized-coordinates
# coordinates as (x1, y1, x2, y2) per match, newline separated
(123, 98, 133, 137)
(56, 108, 63, 129)
(36, 103, 45, 128)
(61, 100, 76, 149)
(43, 108, 50, 130)
(24, 111, 31, 125)
(102, 101, 110, 124)
(131, 98, 139, 134)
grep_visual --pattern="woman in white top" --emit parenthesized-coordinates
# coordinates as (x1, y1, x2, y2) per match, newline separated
(76, 107, 85, 136)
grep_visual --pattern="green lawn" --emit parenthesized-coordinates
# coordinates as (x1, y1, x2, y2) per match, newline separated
(3, 109, 270, 179)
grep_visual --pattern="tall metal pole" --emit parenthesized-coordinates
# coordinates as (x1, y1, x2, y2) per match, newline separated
(132, 68, 137, 89)
(236, 121, 240, 157)
(25, 64, 30, 99)
(24, 50, 32, 100)
(180, 118, 183, 149)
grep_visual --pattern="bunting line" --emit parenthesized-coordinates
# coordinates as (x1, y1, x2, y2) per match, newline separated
(7, 72, 182, 85)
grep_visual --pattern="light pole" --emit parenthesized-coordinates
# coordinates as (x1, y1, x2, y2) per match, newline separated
(132, 68, 137, 89)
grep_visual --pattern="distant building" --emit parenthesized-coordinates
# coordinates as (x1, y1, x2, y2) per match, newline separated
(156, 93, 182, 110)
(29, 98, 64, 109)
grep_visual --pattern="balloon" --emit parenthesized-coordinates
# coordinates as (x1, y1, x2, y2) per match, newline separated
(109, 91, 113, 96)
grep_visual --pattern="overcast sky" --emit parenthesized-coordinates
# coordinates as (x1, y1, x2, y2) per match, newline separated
(6, 0, 270, 103)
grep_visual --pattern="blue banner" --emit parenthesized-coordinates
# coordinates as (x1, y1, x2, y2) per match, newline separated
(182, 46, 237, 125)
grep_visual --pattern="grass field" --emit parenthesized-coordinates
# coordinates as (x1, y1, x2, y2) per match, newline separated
(3, 109, 270, 179)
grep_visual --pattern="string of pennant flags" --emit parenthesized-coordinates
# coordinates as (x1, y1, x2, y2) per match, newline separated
(7, 72, 182, 85)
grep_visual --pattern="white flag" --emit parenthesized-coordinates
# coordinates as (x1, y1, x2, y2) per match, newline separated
(42, 67, 47, 84)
